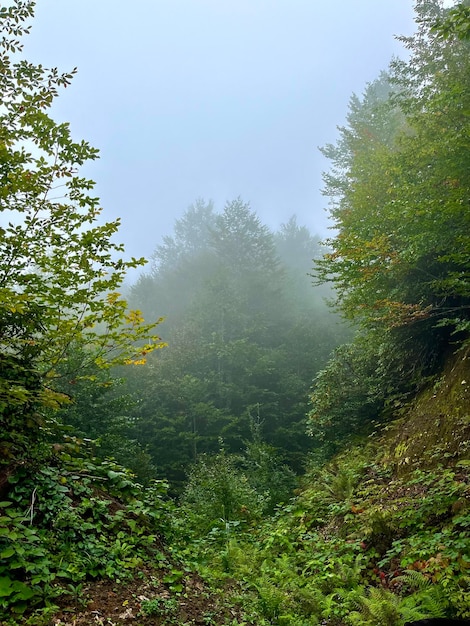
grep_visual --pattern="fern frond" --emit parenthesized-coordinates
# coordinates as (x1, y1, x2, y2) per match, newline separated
(398, 570, 449, 619)
(348, 586, 402, 626)
(395, 570, 431, 591)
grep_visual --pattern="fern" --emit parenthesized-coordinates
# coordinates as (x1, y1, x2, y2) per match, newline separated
(323, 467, 357, 502)
(395, 570, 431, 592)
(351, 586, 402, 626)
(396, 570, 449, 618)
(347, 586, 428, 626)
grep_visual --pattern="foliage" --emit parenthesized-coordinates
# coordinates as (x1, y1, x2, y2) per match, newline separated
(125, 199, 347, 485)
(307, 324, 447, 453)
(4, 2, 470, 624)
(432, 1, 470, 40)
(347, 585, 431, 626)
(316, 0, 470, 336)
(177, 428, 297, 551)
(0, 444, 173, 619)
(178, 437, 470, 625)
(310, 0, 470, 446)
(241, 423, 297, 514)
(307, 334, 387, 452)
(139, 594, 179, 618)
(0, 1, 164, 464)
(52, 343, 157, 484)
(179, 446, 264, 538)
(171, 341, 470, 622)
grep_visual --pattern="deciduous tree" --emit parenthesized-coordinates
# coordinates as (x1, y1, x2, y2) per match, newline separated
(0, 1, 163, 461)
(315, 1, 470, 339)
(309, 0, 470, 450)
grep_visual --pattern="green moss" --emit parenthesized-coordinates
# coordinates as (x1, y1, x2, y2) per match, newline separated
(381, 348, 470, 475)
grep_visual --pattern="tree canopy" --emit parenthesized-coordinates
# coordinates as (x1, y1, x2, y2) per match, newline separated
(315, 0, 470, 337)
(432, 0, 470, 40)
(118, 200, 348, 486)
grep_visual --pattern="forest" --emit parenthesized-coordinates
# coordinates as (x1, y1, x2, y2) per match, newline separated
(0, 1, 469, 624)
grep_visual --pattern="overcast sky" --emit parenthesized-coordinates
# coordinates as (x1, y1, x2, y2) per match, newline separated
(23, 1, 421, 273)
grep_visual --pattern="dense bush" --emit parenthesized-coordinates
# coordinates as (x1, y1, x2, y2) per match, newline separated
(0, 445, 172, 620)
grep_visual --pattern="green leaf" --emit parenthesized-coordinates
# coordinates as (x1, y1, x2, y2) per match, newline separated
(11, 581, 35, 601)
(0, 576, 14, 597)
(0, 547, 15, 559)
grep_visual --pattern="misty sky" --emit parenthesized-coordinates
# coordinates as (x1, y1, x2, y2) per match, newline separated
(23, 1, 421, 270)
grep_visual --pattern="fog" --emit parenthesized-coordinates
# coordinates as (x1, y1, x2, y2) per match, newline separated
(23, 1, 415, 269)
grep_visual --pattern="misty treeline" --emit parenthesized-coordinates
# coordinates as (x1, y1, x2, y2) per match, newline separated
(55, 199, 349, 490)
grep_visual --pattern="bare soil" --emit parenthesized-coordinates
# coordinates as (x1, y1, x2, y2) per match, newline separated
(49, 568, 242, 625)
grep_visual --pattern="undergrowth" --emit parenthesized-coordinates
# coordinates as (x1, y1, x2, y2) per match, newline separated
(1, 361, 469, 625)
(177, 443, 470, 626)
(0, 440, 173, 623)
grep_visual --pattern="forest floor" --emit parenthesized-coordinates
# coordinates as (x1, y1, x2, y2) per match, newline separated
(50, 567, 242, 625)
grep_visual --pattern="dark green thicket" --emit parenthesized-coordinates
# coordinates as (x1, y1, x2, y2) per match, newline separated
(0, 445, 172, 621)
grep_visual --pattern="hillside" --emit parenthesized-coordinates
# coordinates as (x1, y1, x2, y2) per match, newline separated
(381, 347, 470, 473)
(185, 348, 470, 625)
